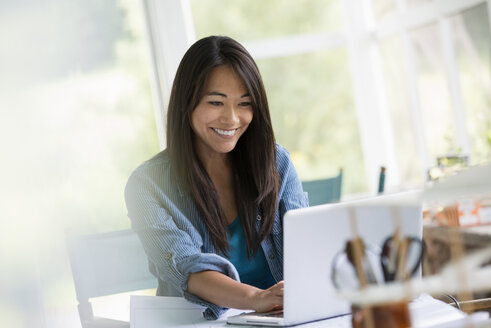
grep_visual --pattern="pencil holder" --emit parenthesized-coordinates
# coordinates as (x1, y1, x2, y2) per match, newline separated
(351, 300, 411, 328)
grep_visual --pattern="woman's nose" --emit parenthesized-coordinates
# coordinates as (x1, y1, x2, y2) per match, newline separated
(221, 104, 240, 124)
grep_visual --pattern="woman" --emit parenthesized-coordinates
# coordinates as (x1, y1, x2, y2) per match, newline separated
(125, 36, 307, 320)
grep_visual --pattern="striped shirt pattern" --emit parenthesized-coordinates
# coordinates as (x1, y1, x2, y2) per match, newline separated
(124, 144, 308, 319)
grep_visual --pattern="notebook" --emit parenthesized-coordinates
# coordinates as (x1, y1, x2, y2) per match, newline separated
(227, 190, 423, 326)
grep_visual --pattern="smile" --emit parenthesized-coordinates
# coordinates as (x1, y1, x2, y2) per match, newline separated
(213, 128, 237, 136)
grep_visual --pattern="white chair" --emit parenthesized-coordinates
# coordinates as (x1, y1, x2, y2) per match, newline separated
(67, 229, 157, 328)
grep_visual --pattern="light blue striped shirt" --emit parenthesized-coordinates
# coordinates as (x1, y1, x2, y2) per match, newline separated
(124, 144, 308, 319)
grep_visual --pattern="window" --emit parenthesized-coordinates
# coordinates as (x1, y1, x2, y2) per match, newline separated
(185, 0, 491, 194)
(379, 35, 423, 186)
(256, 50, 366, 192)
(0, 0, 158, 325)
(411, 23, 458, 160)
(450, 4, 491, 163)
(372, 0, 491, 187)
(144, 0, 491, 193)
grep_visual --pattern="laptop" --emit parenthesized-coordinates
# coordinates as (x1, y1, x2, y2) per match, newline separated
(227, 190, 423, 326)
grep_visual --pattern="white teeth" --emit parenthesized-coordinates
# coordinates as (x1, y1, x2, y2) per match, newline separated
(213, 128, 236, 136)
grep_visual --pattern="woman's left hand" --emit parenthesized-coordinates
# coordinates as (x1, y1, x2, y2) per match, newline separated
(250, 280, 284, 313)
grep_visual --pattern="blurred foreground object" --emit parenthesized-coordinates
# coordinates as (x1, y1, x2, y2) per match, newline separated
(423, 162, 491, 275)
(435, 198, 491, 228)
(424, 162, 491, 205)
(428, 155, 469, 181)
(337, 247, 491, 306)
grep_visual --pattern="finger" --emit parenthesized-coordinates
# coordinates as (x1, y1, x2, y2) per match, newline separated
(273, 291, 284, 299)
(276, 284, 284, 293)
(272, 290, 283, 298)
(272, 281, 284, 290)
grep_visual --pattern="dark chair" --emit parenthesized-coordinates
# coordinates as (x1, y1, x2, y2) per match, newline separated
(67, 229, 157, 328)
(378, 166, 386, 194)
(302, 168, 343, 206)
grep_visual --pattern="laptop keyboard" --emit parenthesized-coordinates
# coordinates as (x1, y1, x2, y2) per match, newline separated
(264, 312, 284, 318)
(248, 310, 284, 318)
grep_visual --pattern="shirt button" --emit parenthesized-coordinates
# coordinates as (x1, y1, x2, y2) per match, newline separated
(269, 254, 275, 260)
(256, 215, 261, 221)
(165, 253, 172, 260)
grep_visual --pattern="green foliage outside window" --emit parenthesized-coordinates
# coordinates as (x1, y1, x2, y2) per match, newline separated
(190, 0, 343, 41)
(256, 51, 367, 193)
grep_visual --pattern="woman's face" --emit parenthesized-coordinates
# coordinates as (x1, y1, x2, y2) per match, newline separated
(191, 65, 253, 160)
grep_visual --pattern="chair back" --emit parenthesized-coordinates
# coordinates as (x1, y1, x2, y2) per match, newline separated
(67, 229, 157, 326)
(378, 166, 386, 194)
(302, 169, 343, 206)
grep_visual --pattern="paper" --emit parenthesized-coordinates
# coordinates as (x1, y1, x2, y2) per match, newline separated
(410, 294, 464, 327)
(130, 295, 244, 328)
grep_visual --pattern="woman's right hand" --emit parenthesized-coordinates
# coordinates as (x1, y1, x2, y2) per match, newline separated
(250, 281, 284, 312)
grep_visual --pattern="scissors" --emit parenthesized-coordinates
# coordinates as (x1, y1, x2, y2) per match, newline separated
(331, 238, 384, 290)
(380, 234, 425, 282)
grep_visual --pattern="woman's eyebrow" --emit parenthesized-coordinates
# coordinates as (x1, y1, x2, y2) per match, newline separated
(205, 91, 251, 98)
(206, 91, 227, 97)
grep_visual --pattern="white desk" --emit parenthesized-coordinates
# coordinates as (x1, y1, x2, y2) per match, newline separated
(130, 295, 490, 328)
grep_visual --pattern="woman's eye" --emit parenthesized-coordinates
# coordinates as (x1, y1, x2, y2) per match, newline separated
(239, 102, 251, 107)
(208, 101, 223, 106)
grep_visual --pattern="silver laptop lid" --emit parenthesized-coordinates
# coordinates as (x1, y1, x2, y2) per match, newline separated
(283, 190, 423, 325)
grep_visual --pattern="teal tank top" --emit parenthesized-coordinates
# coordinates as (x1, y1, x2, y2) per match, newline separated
(225, 217, 276, 290)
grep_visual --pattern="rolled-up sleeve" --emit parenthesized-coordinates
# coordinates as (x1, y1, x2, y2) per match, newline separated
(125, 169, 239, 319)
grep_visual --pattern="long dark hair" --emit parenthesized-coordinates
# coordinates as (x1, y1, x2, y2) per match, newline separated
(166, 36, 279, 256)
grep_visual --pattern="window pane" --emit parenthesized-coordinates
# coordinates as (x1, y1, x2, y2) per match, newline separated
(450, 4, 491, 164)
(190, 0, 343, 42)
(256, 50, 367, 194)
(411, 23, 458, 162)
(372, 0, 396, 20)
(379, 36, 424, 187)
(0, 0, 159, 326)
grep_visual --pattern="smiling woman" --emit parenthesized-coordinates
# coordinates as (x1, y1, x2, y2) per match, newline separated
(125, 35, 308, 319)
